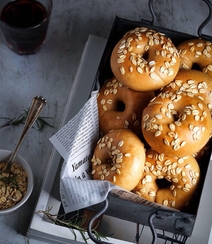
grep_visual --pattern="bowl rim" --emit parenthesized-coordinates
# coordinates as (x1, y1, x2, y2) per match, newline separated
(0, 149, 34, 214)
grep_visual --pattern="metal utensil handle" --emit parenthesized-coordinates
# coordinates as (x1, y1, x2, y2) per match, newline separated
(8, 96, 46, 164)
(147, 0, 212, 40)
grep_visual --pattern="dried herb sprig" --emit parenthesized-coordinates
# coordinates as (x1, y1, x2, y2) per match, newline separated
(37, 207, 108, 243)
(0, 174, 19, 189)
(0, 109, 54, 131)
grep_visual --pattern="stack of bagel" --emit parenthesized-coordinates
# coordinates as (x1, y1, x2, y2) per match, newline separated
(91, 26, 212, 212)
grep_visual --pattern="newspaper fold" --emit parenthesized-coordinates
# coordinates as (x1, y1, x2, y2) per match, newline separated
(50, 91, 121, 213)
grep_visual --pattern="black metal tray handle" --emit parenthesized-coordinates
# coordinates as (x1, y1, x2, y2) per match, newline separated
(87, 199, 188, 244)
(87, 199, 110, 244)
(146, 0, 212, 40)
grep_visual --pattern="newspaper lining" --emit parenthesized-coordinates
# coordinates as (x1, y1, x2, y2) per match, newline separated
(50, 90, 176, 213)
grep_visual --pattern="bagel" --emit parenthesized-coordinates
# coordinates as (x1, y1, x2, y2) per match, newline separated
(110, 27, 180, 91)
(133, 148, 200, 211)
(142, 92, 212, 157)
(161, 69, 212, 116)
(97, 77, 155, 137)
(177, 38, 212, 78)
(91, 129, 146, 191)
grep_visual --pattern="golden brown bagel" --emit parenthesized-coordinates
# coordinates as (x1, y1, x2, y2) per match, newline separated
(177, 38, 212, 78)
(91, 129, 146, 191)
(142, 92, 212, 157)
(161, 69, 212, 116)
(133, 148, 200, 211)
(97, 77, 155, 137)
(110, 27, 180, 91)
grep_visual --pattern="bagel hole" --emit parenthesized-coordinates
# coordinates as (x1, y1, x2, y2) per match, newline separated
(156, 178, 172, 189)
(191, 63, 201, 71)
(116, 100, 125, 112)
(173, 112, 180, 121)
(143, 52, 149, 60)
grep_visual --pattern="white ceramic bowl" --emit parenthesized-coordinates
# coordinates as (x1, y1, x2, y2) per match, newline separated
(0, 150, 34, 215)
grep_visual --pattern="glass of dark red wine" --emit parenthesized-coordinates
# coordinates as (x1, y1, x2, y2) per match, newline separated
(0, 0, 52, 55)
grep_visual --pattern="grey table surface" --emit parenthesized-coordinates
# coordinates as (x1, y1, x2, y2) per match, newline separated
(0, 0, 211, 243)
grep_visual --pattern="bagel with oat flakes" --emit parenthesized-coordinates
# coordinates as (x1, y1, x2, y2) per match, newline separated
(133, 148, 200, 211)
(177, 38, 212, 78)
(91, 129, 146, 191)
(97, 77, 155, 137)
(141, 92, 212, 157)
(110, 27, 180, 92)
(160, 69, 212, 116)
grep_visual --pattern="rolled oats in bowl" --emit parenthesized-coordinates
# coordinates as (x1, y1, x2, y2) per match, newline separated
(0, 150, 33, 215)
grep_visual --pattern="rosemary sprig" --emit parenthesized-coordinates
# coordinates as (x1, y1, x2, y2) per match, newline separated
(0, 109, 54, 131)
(0, 173, 19, 197)
(0, 174, 19, 189)
(38, 207, 108, 243)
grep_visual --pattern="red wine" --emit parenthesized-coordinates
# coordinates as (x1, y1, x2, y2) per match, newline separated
(1, 0, 47, 28)
(0, 0, 51, 54)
